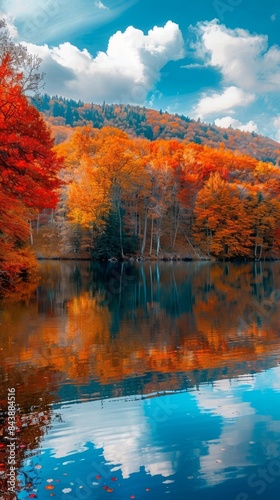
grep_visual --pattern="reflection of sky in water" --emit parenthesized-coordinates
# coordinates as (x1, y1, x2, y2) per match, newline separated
(19, 366, 280, 500)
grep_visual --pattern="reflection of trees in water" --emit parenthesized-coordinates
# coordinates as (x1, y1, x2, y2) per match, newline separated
(2, 260, 280, 396)
(0, 367, 59, 497)
(0, 271, 39, 303)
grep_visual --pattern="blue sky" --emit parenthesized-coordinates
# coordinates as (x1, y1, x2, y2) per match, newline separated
(1, 0, 280, 140)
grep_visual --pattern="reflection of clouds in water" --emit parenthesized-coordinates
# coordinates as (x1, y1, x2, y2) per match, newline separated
(33, 367, 280, 490)
(195, 376, 256, 420)
(43, 397, 176, 479)
(194, 379, 256, 484)
(253, 366, 280, 392)
(195, 369, 280, 487)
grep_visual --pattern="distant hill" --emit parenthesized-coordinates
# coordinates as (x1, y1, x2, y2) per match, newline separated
(36, 94, 280, 163)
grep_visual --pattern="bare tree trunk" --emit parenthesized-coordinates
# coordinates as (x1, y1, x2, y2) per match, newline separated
(117, 201, 124, 258)
(37, 213, 40, 234)
(172, 209, 180, 251)
(149, 264, 153, 303)
(149, 217, 154, 255)
(183, 232, 201, 259)
(134, 200, 138, 236)
(29, 220, 33, 245)
(156, 230, 161, 256)
(138, 212, 141, 237)
(141, 208, 148, 256)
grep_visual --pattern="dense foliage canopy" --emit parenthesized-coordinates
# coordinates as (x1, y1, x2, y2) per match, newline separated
(44, 126, 280, 261)
(0, 20, 62, 289)
(38, 95, 280, 164)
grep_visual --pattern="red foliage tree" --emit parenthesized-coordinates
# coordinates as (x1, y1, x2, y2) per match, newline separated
(0, 23, 62, 286)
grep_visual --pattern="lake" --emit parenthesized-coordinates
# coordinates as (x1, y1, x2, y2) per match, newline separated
(1, 260, 280, 500)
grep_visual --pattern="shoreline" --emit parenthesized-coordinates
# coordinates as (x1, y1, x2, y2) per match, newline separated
(36, 256, 280, 263)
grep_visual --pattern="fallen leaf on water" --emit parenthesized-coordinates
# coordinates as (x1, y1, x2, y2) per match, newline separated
(62, 488, 72, 494)
(35, 465, 42, 470)
(146, 488, 150, 492)
(111, 477, 117, 481)
(45, 485, 54, 490)
(47, 479, 54, 483)
(107, 488, 113, 493)
(29, 495, 37, 498)
(103, 486, 108, 491)
(96, 475, 101, 480)
(131, 496, 135, 499)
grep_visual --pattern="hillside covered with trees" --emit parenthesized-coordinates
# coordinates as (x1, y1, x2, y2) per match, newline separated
(32, 125, 280, 262)
(37, 95, 280, 164)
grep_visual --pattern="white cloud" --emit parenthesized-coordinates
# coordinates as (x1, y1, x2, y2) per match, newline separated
(189, 20, 280, 136)
(273, 116, 280, 141)
(0, 13, 18, 38)
(191, 20, 280, 93)
(24, 21, 185, 103)
(194, 86, 255, 120)
(215, 116, 258, 133)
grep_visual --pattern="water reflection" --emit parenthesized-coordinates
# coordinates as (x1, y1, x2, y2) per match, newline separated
(1, 261, 280, 499)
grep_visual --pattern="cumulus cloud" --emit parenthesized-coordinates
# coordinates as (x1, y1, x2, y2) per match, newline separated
(215, 116, 258, 133)
(189, 20, 280, 135)
(24, 21, 185, 103)
(191, 20, 280, 93)
(194, 86, 255, 119)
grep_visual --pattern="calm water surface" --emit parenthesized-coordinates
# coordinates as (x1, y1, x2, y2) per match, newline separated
(1, 261, 280, 500)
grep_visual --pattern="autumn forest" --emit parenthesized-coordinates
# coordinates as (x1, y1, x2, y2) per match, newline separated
(1, 20, 280, 293)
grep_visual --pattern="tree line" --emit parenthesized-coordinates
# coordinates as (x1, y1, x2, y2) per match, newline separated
(39, 95, 280, 163)
(51, 126, 280, 260)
